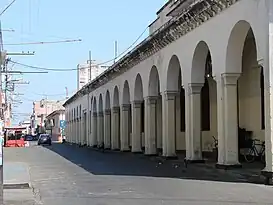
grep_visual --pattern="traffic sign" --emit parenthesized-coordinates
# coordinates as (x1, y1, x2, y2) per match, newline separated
(60, 120, 66, 128)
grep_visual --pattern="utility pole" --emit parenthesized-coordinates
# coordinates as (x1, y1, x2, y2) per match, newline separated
(65, 87, 69, 99)
(89, 50, 92, 82)
(114, 40, 118, 63)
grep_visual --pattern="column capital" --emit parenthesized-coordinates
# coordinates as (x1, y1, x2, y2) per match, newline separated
(164, 91, 178, 100)
(145, 96, 158, 105)
(112, 106, 120, 113)
(104, 109, 111, 115)
(132, 100, 142, 108)
(98, 111, 104, 117)
(221, 73, 240, 85)
(121, 104, 130, 111)
(188, 83, 203, 94)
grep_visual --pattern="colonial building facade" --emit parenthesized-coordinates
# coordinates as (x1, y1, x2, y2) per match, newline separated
(63, 0, 273, 176)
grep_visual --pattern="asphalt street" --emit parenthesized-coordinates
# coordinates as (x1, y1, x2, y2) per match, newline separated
(4, 142, 273, 205)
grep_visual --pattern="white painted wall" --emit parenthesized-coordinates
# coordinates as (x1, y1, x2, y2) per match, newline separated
(65, 0, 268, 152)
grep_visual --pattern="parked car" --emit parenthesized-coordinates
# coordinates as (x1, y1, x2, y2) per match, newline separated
(37, 134, 52, 146)
(24, 135, 33, 141)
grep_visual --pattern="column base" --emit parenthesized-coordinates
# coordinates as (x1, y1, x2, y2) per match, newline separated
(132, 151, 143, 154)
(215, 163, 242, 170)
(111, 148, 120, 151)
(144, 153, 158, 157)
(261, 170, 273, 185)
(185, 159, 205, 164)
(162, 156, 178, 160)
(121, 149, 131, 152)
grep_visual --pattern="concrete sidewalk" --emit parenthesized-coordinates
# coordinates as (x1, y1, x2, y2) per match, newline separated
(3, 162, 38, 205)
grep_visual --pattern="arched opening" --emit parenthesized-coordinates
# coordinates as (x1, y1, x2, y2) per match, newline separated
(237, 28, 264, 164)
(112, 86, 120, 150)
(122, 81, 132, 150)
(104, 90, 111, 149)
(166, 55, 185, 155)
(225, 20, 264, 165)
(191, 41, 217, 160)
(148, 66, 162, 153)
(134, 74, 145, 150)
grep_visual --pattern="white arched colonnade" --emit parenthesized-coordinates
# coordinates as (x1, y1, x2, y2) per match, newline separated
(65, 0, 273, 176)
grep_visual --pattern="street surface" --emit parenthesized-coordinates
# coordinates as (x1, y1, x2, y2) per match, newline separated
(4, 142, 273, 205)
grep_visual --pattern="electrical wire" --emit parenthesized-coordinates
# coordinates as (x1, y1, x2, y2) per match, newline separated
(8, 25, 149, 72)
(4, 39, 82, 46)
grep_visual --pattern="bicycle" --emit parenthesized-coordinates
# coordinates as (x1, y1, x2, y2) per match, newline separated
(244, 139, 265, 163)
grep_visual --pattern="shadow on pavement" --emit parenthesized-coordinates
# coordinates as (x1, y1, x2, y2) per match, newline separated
(45, 143, 265, 184)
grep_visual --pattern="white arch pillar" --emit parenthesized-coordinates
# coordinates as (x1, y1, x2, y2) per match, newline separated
(216, 73, 241, 168)
(132, 101, 142, 153)
(121, 104, 130, 151)
(144, 96, 157, 155)
(88, 110, 92, 146)
(111, 106, 120, 150)
(91, 112, 97, 147)
(104, 109, 111, 149)
(185, 83, 204, 162)
(162, 91, 177, 158)
(97, 111, 104, 146)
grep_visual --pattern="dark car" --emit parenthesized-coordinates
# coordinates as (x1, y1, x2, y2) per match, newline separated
(38, 134, 52, 146)
(24, 135, 33, 141)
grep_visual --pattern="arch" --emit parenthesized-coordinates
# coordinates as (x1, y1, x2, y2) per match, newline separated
(166, 55, 182, 91)
(113, 86, 119, 107)
(226, 20, 259, 73)
(98, 94, 103, 112)
(105, 90, 110, 110)
(92, 97, 97, 112)
(191, 41, 212, 83)
(134, 74, 143, 101)
(148, 66, 160, 96)
(122, 80, 131, 104)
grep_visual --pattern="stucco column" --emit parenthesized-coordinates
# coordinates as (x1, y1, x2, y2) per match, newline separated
(216, 73, 241, 168)
(88, 111, 92, 146)
(97, 112, 104, 146)
(111, 106, 120, 150)
(73, 120, 76, 143)
(78, 118, 81, 144)
(91, 112, 97, 147)
(144, 96, 157, 155)
(75, 118, 78, 144)
(121, 104, 130, 151)
(156, 96, 162, 150)
(132, 101, 142, 153)
(185, 83, 203, 162)
(104, 109, 111, 149)
(163, 91, 177, 158)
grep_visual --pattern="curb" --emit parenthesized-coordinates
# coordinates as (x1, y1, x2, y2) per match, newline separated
(4, 183, 30, 190)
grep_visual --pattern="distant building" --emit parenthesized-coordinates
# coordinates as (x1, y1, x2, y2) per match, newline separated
(45, 109, 65, 141)
(31, 99, 65, 134)
(77, 60, 109, 91)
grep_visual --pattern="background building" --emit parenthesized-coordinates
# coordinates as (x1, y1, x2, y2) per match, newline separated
(31, 99, 65, 134)
(77, 60, 109, 91)
(45, 109, 65, 141)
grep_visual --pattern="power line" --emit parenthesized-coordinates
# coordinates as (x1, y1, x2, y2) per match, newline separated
(3, 39, 82, 46)
(8, 25, 149, 72)
(0, 0, 16, 17)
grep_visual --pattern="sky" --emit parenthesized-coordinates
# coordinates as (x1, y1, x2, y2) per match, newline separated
(0, 0, 167, 123)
